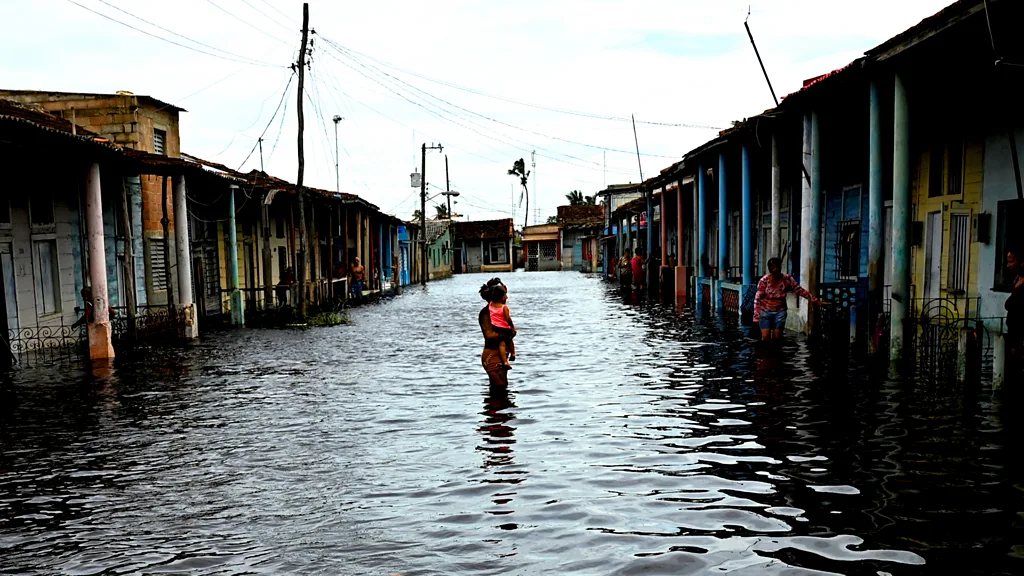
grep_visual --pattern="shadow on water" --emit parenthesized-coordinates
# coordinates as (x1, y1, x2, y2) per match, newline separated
(0, 272, 1022, 575)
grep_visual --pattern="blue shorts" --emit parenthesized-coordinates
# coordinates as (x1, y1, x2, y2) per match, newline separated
(759, 309, 788, 330)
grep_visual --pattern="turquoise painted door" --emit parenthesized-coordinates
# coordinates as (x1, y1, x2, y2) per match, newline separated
(572, 241, 583, 271)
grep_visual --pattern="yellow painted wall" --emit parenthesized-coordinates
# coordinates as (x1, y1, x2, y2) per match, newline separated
(910, 136, 984, 308)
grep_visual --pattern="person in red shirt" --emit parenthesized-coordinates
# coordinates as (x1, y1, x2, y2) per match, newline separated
(631, 248, 648, 291)
(753, 257, 826, 341)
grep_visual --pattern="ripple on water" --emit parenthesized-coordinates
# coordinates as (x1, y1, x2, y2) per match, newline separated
(0, 273, 1021, 575)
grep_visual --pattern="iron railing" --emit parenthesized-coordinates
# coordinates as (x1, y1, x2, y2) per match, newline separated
(6, 317, 86, 366)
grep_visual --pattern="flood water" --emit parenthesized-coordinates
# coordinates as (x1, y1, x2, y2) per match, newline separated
(1, 272, 1023, 575)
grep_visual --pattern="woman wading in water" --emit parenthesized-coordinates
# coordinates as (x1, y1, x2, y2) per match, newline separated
(753, 257, 826, 341)
(479, 278, 516, 386)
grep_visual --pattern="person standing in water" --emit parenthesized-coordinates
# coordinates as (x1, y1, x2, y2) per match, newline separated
(479, 278, 515, 386)
(487, 283, 516, 369)
(753, 257, 826, 341)
(349, 257, 365, 299)
(1004, 247, 1024, 377)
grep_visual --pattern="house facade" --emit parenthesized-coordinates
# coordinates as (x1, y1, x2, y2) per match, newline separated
(521, 223, 560, 271)
(452, 218, 514, 274)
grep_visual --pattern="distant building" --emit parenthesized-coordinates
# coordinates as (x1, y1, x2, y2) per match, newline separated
(424, 220, 454, 280)
(452, 218, 514, 274)
(556, 205, 604, 272)
(521, 223, 560, 271)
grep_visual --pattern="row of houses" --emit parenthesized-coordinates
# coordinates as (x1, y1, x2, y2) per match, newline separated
(0, 89, 447, 364)
(596, 0, 1023, 386)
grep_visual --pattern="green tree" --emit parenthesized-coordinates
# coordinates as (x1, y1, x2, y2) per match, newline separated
(412, 209, 423, 222)
(566, 190, 585, 206)
(546, 215, 558, 224)
(434, 203, 450, 219)
(585, 194, 597, 205)
(508, 158, 530, 229)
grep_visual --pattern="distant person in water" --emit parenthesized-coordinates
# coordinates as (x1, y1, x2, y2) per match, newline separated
(631, 248, 648, 291)
(487, 283, 517, 369)
(479, 278, 516, 386)
(349, 257, 365, 298)
(753, 257, 826, 341)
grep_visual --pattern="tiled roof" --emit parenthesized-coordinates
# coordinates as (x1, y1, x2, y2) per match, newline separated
(0, 89, 186, 112)
(452, 218, 513, 240)
(425, 219, 451, 244)
(557, 205, 604, 229)
(0, 98, 117, 150)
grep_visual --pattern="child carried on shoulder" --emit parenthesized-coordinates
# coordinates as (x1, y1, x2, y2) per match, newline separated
(487, 284, 516, 369)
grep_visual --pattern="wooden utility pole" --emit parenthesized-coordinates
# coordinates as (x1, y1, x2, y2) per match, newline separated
(296, 2, 309, 314)
(420, 143, 427, 286)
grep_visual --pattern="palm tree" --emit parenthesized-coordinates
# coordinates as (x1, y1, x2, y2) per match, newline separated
(434, 203, 449, 219)
(584, 194, 597, 205)
(566, 190, 585, 206)
(412, 209, 423, 222)
(508, 158, 530, 229)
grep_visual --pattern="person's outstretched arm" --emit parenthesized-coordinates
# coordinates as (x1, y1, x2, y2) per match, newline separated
(785, 275, 820, 303)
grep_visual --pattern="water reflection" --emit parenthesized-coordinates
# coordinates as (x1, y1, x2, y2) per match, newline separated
(1, 273, 1023, 575)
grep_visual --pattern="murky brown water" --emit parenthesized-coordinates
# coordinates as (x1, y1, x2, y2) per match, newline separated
(1, 272, 1023, 575)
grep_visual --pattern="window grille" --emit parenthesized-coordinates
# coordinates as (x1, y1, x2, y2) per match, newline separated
(489, 241, 508, 264)
(836, 219, 860, 281)
(947, 212, 969, 294)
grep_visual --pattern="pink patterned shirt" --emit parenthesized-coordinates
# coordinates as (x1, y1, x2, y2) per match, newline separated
(753, 274, 818, 321)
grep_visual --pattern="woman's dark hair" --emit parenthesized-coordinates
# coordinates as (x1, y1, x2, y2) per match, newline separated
(767, 257, 782, 271)
(489, 283, 507, 303)
(479, 277, 504, 301)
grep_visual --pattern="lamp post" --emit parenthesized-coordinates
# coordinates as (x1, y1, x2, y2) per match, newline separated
(420, 143, 443, 285)
(332, 115, 343, 194)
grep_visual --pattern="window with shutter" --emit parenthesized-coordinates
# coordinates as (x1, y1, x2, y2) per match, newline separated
(154, 129, 166, 156)
(150, 237, 167, 291)
(947, 213, 969, 294)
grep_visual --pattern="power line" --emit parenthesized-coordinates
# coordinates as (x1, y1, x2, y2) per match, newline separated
(257, 0, 299, 24)
(240, 0, 297, 34)
(66, 0, 284, 67)
(330, 41, 679, 160)
(237, 72, 295, 170)
(90, 0, 282, 66)
(205, 0, 294, 46)
(318, 40, 636, 176)
(320, 38, 726, 130)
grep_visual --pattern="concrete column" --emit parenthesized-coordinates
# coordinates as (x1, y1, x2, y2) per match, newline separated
(85, 163, 114, 360)
(675, 183, 687, 299)
(890, 73, 911, 366)
(173, 175, 197, 338)
(697, 166, 707, 308)
(993, 332, 1006, 390)
(741, 145, 755, 323)
(771, 133, 781, 258)
(228, 185, 244, 326)
(797, 114, 812, 330)
(356, 208, 363, 267)
(660, 192, 668, 264)
(741, 145, 754, 285)
(868, 80, 884, 353)
(807, 111, 823, 332)
(718, 153, 728, 283)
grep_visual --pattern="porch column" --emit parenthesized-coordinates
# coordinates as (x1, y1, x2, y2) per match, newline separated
(676, 182, 687, 299)
(660, 190, 668, 290)
(717, 153, 728, 310)
(173, 175, 197, 339)
(660, 192, 668, 264)
(356, 208, 363, 268)
(85, 162, 114, 360)
(697, 165, 707, 308)
(228, 185, 244, 326)
(807, 110, 823, 332)
(262, 191, 274, 307)
(771, 134, 781, 258)
(868, 80, 885, 353)
(890, 72, 911, 367)
(741, 144, 755, 323)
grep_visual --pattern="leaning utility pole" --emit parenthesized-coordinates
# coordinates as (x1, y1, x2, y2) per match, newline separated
(445, 155, 451, 218)
(420, 142, 443, 285)
(295, 2, 309, 314)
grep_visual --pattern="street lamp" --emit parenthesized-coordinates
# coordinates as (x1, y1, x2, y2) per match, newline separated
(442, 190, 460, 219)
(332, 115, 343, 193)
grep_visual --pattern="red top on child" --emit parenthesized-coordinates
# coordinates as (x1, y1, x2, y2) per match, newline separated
(489, 303, 511, 329)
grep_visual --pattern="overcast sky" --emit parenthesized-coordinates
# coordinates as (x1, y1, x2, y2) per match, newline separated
(5, 0, 952, 224)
